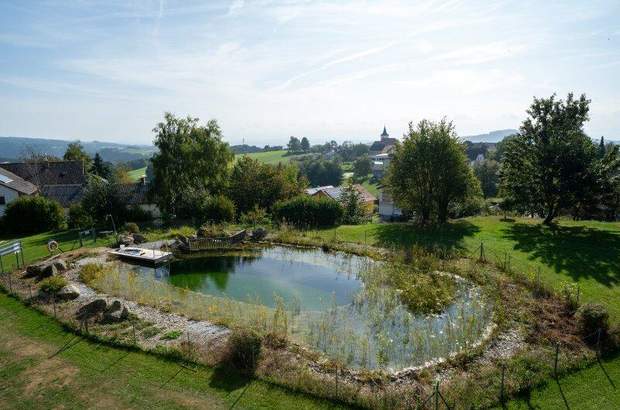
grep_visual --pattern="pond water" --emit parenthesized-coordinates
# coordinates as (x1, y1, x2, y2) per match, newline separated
(132, 246, 365, 311)
(104, 245, 493, 371)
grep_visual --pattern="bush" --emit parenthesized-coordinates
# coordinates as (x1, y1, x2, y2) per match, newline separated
(124, 222, 140, 234)
(272, 195, 343, 228)
(225, 328, 262, 373)
(68, 204, 94, 229)
(577, 303, 609, 341)
(39, 276, 68, 294)
(2, 196, 65, 234)
(79, 263, 104, 285)
(198, 195, 235, 224)
(239, 205, 270, 226)
(124, 205, 153, 222)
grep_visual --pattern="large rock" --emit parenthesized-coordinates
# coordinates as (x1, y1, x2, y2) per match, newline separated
(251, 227, 267, 241)
(40, 264, 58, 279)
(132, 233, 146, 244)
(58, 284, 80, 300)
(118, 235, 134, 246)
(25, 263, 45, 278)
(103, 307, 129, 323)
(52, 260, 68, 272)
(76, 299, 107, 320)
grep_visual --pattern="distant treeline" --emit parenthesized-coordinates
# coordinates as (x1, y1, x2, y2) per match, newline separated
(231, 144, 283, 154)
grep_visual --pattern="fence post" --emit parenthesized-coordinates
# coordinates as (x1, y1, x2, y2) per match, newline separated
(479, 242, 485, 262)
(500, 364, 505, 403)
(554, 343, 560, 378)
(434, 382, 439, 410)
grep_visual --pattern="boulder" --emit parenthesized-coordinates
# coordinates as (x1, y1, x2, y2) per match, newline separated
(251, 227, 267, 241)
(52, 260, 68, 272)
(25, 263, 45, 278)
(118, 235, 134, 246)
(132, 233, 146, 244)
(102, 304, 129, 323)
(58, 284, 80, 300)
(40, 264, 58, 279)
(76, 299, 107, 320)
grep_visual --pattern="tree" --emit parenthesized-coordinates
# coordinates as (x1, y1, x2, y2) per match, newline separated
(228, 156, 304, 214)
(297, 158, 343, 187)
(473, 159, 500, 198)
(91, 153, 112, 179)
(2, 196, 65, 234)
(340, 181, 366, 224)
(500, 93, 595, 224)
(64, 141, 92, 169)
(353, 156, 372, 178)
(385, 118, 479, 224)
(81, 176, 126, 225)
(598, 136, 607, 159)
(150, 113, 234, 216)
(300, 137, 310, 152)
(287, 136, 302, 152)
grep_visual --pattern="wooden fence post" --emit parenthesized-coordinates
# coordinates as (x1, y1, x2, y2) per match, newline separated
(554, 343, 560, 378)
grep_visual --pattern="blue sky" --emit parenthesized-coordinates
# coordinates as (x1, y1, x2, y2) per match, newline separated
(0, 0, 619, 146)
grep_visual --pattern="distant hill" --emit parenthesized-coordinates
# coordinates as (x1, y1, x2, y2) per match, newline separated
(0, 136, 156, 163)
(463, 129, 518, 143)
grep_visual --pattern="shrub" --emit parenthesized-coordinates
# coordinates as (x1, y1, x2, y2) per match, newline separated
(68, 204, 94, 229)
(239, 205, 270, 226)
(198, 195, 235, 224)
(160, 330, 183, 340)
(225, 328, 262, 373)
(79, 263, 104, 285)
(577, 303, 609, 341)
(39, 276, 68, 294)
(3, 196, 65, 234)
(124, 222, 140, 234)
(272, 195, 343, 228)
(124, 205, 153, 222)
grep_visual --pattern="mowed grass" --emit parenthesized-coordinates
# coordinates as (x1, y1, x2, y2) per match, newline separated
(0, 293, 346, 410)
(501, 353, 620, 409)
(311, 216, 620, 320)
(235, 150, 313, 165)
(127, 166, 147, 182)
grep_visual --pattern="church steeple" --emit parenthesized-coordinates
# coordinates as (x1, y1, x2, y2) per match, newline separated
(380, 125, 389, 140)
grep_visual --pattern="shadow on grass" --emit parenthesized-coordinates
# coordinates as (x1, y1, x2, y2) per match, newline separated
(503, 223, 620, 287)
(209, 364, 252, 392)
(372, 220, 480, 253)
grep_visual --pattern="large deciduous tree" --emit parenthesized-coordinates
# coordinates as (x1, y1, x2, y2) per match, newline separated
(150, 113, 233, 216)
(385, 118, 479, 224)
(64, 141, 92, 170)
(499, 93, 596, 224)
(228, 156, 304, 214)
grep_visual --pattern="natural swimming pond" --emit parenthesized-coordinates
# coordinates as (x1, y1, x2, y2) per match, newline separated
(96, 245, 493, 371)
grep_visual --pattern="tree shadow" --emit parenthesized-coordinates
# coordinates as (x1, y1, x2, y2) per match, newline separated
(209, 363, 252, 393)
(503, 223, 620, 287)
(373, 220, 480, 253)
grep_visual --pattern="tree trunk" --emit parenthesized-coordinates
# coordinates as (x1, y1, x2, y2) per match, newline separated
(543, 207, 555, 225)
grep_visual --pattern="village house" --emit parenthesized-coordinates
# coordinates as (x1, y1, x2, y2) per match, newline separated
(305, 184, 376, 215)
(0, 167, 38, 216)
(0, 160, 87, 210)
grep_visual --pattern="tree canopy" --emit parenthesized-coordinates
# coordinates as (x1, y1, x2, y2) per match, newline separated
(386, 118, 480, 224)
(150, 113, 233, 216)
(353, 156, 372, 178)
(297, 158, 343, 187)
(228, 156, 304, 214)
(64, 141, 92, 169)
(499, 93, 599, 224)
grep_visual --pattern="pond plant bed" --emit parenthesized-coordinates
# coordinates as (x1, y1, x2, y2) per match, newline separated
(0, 235, 611, 409)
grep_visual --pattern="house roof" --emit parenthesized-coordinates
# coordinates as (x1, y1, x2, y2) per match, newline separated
(305, 185, 334, 196)
(0, 160, 86, 186)
(353, 184, 377, 203)
(0, 167, 38, 195)
(307, 184, 376, 203)
(40, 185, 84, 207)
(381, 126, 389, 137)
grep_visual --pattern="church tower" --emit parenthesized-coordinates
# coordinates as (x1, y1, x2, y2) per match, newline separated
(380, 125, 389, 141)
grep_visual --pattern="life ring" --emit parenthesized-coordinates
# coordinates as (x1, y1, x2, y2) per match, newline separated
(47, 240, 59, 253)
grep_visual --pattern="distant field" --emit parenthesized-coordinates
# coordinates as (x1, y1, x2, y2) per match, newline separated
(236, 150, 313, 165)
(127, 166, 147, 181)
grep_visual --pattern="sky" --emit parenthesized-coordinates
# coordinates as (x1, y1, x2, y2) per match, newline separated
(0, 0, 619, 146)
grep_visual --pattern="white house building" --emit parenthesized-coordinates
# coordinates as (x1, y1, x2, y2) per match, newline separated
(0, 167, 38, 216)
(378, 189, 403, 221)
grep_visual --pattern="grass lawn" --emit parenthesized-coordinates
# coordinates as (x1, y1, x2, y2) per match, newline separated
(127, 166, 147, 182)
(236, 150, 314, 165)
(502, 353, 620, 409)
(311, 216, 620, 320)
(0, 293, 346, 410)
(0, 230, 114, 272)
